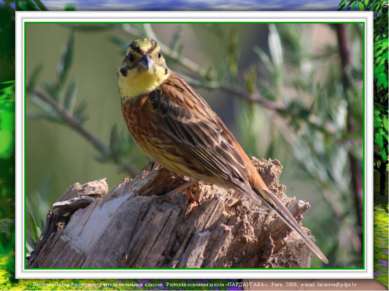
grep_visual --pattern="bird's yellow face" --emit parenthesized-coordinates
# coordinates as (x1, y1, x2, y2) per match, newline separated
(118, 38, 170, 99)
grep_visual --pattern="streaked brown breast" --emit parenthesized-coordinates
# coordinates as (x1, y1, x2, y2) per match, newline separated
(121, 73, 261, 192)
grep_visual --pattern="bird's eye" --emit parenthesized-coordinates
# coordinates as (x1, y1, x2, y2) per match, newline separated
(128, 53, 135, 62)
(158, 53, 162, 59)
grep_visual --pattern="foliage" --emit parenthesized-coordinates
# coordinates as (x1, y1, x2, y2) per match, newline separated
(16, 0, 46, 10)
(0, 4, 15, 284)
(25, 26, 144, 253)
(374, 36, 388, 93)
(244, 23, 364, 267)
(28, 31, 142, 175)
(0, 80, 15, 286)
(0, 81, 14, 250)
(0, 81, 14, 159)
(339, 0, 388, 40)
(0, 1, 14, 82)
(374, 106, 388, 161)
(374, 206, 389, 287)
(339, 0, 389, 193)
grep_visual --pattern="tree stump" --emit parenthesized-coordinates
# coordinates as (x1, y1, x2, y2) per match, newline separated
(28, 158, 315, 268)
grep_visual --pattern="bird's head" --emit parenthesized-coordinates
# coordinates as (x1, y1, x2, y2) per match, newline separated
(118, 38, 170, 99)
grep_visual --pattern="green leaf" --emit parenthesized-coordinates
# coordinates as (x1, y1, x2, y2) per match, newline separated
(244, 66, 257, 94)
(268, 24, 283, 69)
(254, 47, 273, 75)
(109, 124, 120, 157)
(383, 115, 388, 131)
(0, 81, 14, 159)
(376, 129, 384, 148)
(374, 206, 389, 287)
(30, 94, 61, 122)
(42, 82, 59, 99)
(0, 109, 13, 159)
(374, 110, 382, 128)
(64, 3, 76, 10)
(17, 0, 47, 10)
(170, 26, 183, 54)
(0, 80, 14, 89)
(380, 150, 387, 161)
(63, 81, 77, 112)
(286, 100, 311, 120)
(34, 0, 47, 10)
(226, 29, 239, 77)
(73, 100, 88, 124)
(0, 219, 12, 237)
(27, 64, 43, 91)
(56, 31, 75, 89)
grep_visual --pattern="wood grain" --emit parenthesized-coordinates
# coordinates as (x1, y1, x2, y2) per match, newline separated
(28, 158, 314, 268)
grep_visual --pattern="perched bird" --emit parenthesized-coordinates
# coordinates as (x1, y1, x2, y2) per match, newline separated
(118, 37, 328, 264)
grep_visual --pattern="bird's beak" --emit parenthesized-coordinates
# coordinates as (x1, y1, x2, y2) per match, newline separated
(119, 65, 128, 77)
(138, 55, 154, 71)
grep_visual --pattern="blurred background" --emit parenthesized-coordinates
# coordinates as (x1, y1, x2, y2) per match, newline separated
(26, 22, 363, 268)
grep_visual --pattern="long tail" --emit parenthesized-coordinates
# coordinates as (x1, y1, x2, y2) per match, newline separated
(248, 179, 328, 264)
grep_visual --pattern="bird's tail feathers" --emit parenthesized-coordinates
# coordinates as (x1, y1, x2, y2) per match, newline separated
(248, 184, 328, 264)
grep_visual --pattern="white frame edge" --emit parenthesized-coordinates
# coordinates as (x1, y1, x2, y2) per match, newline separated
(15, 10, 374, 279)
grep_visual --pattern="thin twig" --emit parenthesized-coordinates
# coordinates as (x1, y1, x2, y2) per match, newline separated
(127, 24, 206, 77)
(31, 89, 138, 176)
(336, 24, 362, 253)
(187, 76, 337, 135)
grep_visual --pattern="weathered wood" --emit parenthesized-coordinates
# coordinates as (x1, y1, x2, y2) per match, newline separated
(28, 158, 315, 268)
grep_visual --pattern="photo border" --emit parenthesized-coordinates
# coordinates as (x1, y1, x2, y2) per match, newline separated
(15, 11, 374, 279)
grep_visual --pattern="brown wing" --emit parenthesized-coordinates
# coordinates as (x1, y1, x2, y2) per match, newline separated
(142, 75, 329, 264)
(149, 73, 252, 192)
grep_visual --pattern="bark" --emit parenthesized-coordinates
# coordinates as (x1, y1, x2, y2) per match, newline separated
(28, 158, 315, 268)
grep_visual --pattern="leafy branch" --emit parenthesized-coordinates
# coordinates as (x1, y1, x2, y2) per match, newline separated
(28, 31, 138, 176)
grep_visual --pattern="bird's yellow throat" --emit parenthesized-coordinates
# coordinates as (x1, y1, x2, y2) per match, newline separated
(118, 66, 170, 99)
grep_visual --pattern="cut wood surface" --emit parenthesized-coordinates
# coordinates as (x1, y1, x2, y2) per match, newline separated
(28, 158, 315, 268)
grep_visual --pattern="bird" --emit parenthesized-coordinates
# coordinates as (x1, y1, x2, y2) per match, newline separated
(118, 37, 328, 264)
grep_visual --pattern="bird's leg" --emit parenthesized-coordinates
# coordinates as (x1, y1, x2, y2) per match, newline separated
(185, 183, 201, 205)
(184, 181, 204, 215)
